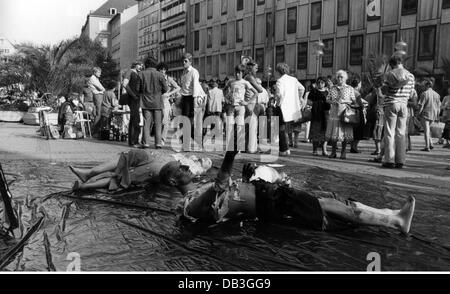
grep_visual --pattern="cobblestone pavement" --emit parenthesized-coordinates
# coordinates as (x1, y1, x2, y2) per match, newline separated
(1, 122, 450, 271)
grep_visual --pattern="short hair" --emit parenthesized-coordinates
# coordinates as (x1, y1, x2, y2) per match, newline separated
(131, 60, 142, 68)
(423, 78, 433, 88)
(389, 54, 403, 68)
(182, 53, 193, 62)
(105, 80, 117, 90)
(235, 64, 246, 73)
(144, 57, 158, 69)
(92, 67, 101, 74)
(316, 77, 326, 84)
(350, 75, 361, 88)
(275, 63, 290, 75)
(156, 62, 168, 71)
(336, 70, 348, 80)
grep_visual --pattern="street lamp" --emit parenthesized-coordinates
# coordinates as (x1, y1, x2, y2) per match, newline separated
(313, 40, 325, 79)
(264, 65, 272, 90)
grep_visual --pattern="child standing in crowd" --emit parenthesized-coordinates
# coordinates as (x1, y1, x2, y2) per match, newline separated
(206, 80, 225, 131)
(442, 87, 450, 148)
(223, 64, 258, 151)
(99, 80, 119, 139)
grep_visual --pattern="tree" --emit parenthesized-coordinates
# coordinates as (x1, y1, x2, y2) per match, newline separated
(0, 36, 119, 97)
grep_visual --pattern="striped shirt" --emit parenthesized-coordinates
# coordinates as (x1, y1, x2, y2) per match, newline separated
(384, 67, 415, 106)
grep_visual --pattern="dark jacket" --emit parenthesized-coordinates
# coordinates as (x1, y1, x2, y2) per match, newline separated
(139, 68, 168, 110)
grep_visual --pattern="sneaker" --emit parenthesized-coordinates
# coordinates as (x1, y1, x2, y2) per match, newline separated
(280, 150, 291, 157)
(395, 163, 404, 169)
(382, 163, 395, 169)
(141, 144, 151, 149)
(420, 148, 431, 152)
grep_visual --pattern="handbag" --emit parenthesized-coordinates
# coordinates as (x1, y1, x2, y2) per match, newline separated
(119, 93, 130, 106)
(430, 122, 445, 139)
(299, 106, 312, 123)
(341, 104, 360, 125)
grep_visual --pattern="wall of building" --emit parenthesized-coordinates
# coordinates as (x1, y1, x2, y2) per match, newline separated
(137, 0, 161, 62)
(188, 0, 450, 82)
(120, 5, 139, 71)
(160, 0, 188, 81)
(109, 15, 122, 67)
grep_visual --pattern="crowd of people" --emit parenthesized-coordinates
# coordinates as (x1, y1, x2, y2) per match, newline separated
(54, 51, 450, 170)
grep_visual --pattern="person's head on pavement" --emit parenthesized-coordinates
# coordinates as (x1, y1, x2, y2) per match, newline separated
(159, 161, 196, 194)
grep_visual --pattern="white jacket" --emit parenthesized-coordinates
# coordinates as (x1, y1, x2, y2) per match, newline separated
(276, 74, 305, 122)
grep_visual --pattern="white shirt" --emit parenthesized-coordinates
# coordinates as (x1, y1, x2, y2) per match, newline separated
(88, 75, 105, 95)
(180, 66, 201, 97)
(276, 74, 305, 122)
(208, 87, 224, 113)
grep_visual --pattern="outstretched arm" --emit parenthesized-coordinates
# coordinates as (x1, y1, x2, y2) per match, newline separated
(215, 151, 239, 191)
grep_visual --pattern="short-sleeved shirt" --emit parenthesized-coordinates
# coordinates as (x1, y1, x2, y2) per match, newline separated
(101, 90, 118, 117)
(226, 79, 254, 106)
(208, 87, 224, 113)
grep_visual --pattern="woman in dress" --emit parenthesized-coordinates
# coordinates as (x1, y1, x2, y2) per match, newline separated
(308, 77, 330, 156)
(58, 93, 84, 139)
(325, 70, 357, 160)
(349, 77, 367, 154)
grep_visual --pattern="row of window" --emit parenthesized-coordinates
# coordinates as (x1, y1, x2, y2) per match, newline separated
(193, 20, 243, 50)
(191, 24, 436, 76)
(162, 22, 186, 43)
(194, 0, 266, 24)
(139, 32, 159, 47)
(161, 1, 186, 21)
(192, 0, 450, 35)
(138, 0, 158, 12)
(139, 11, 159, 30)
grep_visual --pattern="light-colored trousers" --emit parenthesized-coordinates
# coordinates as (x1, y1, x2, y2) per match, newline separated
(383, 103, 408, 164)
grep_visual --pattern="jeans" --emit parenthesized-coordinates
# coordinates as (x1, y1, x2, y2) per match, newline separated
(421, 118, 433, 149)
(128, 99, 141, 146)
(181, 95, 194, 140)
(92, 94, 103, 134)
(142, 109, 162, 147)
(383, 103, 407, 164)
(162, 101, 172, 142)
(277, 107, 291, 153)
(245, 103, 259, 153)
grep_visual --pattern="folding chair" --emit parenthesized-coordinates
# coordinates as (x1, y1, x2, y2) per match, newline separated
(75, 111, 92, 138)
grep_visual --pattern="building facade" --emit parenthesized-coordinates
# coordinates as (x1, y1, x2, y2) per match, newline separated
(137, 0, 161, 63)
(119, 5, 139, 71)
(109, 14, 122, 66)
(187, 0, 450, 83)
(160, 0, 188, 81)
(81, 0, 136, 47)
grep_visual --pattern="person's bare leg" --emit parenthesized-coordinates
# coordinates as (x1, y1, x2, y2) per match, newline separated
(70, 159, 119, 182)
(322, 141, 328, 156)
(318, 196, 415, 234)
(73, 178, 111, 191)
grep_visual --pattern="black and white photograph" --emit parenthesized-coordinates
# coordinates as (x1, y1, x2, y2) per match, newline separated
(0, 0, 450, 278)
